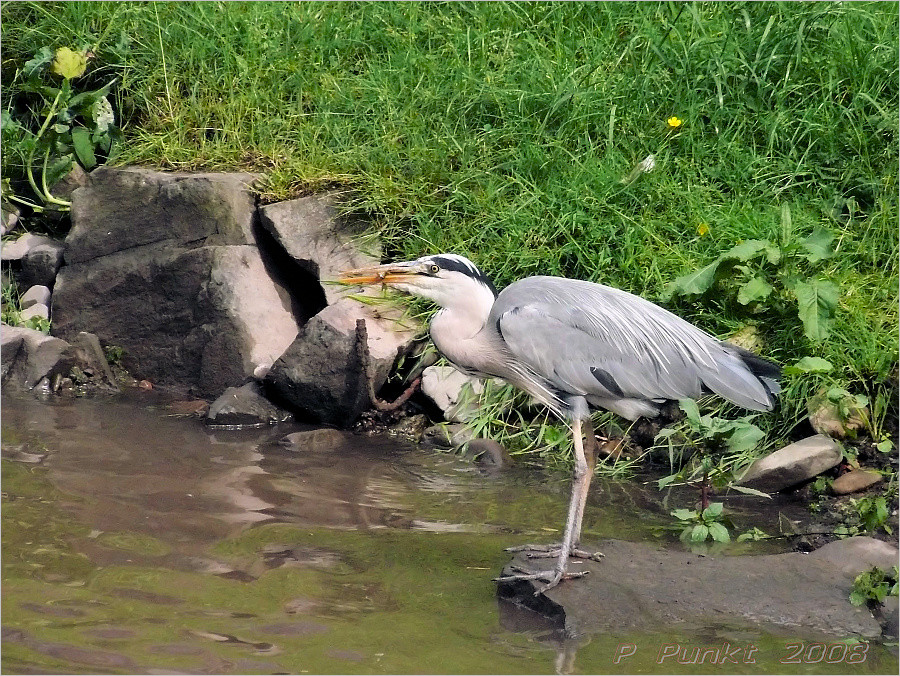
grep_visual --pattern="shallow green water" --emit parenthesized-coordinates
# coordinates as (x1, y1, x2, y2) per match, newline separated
(2, 393, 896, 674)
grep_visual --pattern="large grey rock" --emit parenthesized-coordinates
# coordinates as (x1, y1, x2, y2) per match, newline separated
(1, 324, 72, 389)
(52, 242, 299, 397)
(421, 365, 484, 422)
(498, 538, 884, 639)
(206, 382, 291, 427)
(265, 297, 416, 426)
(808, 537, 899, 578)
(736, 435, 842, 492)
(66, 167, 259, 264)
(20, 285, 51, 309)
(258, 192, 379, 304)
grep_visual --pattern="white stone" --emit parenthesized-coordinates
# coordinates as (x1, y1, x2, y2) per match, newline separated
(19, 303, 49, 321)
(20, 285, 51, 310)
(421, 365, 484, 422)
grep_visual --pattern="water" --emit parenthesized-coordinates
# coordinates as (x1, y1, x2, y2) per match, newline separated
(2, 392, 896, 674)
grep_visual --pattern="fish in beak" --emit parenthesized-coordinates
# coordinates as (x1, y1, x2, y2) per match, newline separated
(338, 261, 421, 287)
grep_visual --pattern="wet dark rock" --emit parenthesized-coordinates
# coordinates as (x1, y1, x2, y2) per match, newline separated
(265, 298, 416, 426)
(206, 382, 292, 427)
(497, 538, 884, 639)
(879, 597, 898, 639)
(831, 469, 883, 495)
(807, 536, 899, 578)
(20, 284, 51, 309)
(736, 434, 842, 492)
(279, 428, 351, 451)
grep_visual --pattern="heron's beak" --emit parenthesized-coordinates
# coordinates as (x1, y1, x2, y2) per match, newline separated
(338, 261, 419, 286)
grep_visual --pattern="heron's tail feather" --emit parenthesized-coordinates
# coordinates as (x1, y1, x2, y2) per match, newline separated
(730, 344, 782, 396)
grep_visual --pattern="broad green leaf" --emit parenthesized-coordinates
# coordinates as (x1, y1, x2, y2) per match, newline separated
(783, 356, 833, 375)
(670, 508, 698, 521)
(726, 423, 765, 453)
(666, 258, 722, 297)
(691, 524, 709, 542)
(708, 522, 731, 543)
(702, 502, 724, 519)
(678, 399, 702, 426)
(23, 46, 54, 77)
(51, 47, 87, 80)
(848, 590, 865, 607)
(71, 127, 97, 169)
(737, 276, 774, 305)
(801, 228, 834, 263)
(723, 239, 770, 262)
(730, 484, 772, 498)
(657, 474, 677, 489)
(792, 278, 839, 342)
(876, 439, 894, 454)
(764, 243, 782, 265)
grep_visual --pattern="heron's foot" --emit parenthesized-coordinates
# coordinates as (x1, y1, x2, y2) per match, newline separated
(493, 565, 588, 594)
(505, 543, 605, 562)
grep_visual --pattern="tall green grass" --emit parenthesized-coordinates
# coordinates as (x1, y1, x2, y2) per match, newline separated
(3, 1, 897, 450)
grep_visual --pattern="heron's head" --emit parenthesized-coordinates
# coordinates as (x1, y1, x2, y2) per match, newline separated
(339, 254, 497, 308)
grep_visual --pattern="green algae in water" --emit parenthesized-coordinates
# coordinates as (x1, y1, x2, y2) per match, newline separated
(95, 531, 172, 556)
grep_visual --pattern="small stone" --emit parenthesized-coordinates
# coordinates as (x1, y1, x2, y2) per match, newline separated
(1, 233, 57, 262)
(280, 428, 350, 451)
(19, 303, 49, 322)
(831, 469, 883, 495)
(737, 435, 842, 493)
(206, 382, 291, 427)
(20, 285, 51, 310)
(808, 390, 867, 439)
(461, 439, 510, 469)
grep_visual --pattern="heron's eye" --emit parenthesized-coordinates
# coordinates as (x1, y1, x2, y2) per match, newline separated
(428, 264, 440, 275)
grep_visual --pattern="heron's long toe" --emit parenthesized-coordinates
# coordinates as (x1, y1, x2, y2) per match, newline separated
(493, 565, 588, 593)
(505, 543, 604, 562)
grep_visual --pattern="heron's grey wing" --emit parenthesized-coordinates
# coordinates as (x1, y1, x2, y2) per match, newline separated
(491, 277, 777, 416)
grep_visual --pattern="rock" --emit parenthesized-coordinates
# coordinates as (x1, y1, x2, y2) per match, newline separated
(736, 434, 842, 492)
(265, 297, 416, 426)
(279, 428, 351, 451)
(66, 167, 259, 264)
(808, 537, 899, 578)
(809, 390, 867, 439)
(19, 303, 49, 322)
(20, 238, 65, 288)
(831, 469, 883, 495)
(498, 538, 883, 639)
(1, 233, 58, 263)
(880, 597, 898, 639)
(66, 332, 119, 391)
(0, 324, 72, 389)
(420, 365, 484, 422)
(461, 439, 510, 469)
(52, 243, 299, 398)
(20, 285, 51, 309)
(1, 202, 19, 235)
(422, 423, 478, 449)
(206, 382, 291, 427)
(258, 192, 379, 305)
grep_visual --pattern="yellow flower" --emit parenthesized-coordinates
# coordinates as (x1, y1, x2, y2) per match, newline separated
(697, 222, 710, 236)
(667, 116, 683, 129)
(51, 47, 87, 80)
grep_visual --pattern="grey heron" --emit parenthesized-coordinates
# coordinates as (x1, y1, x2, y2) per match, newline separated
(340, 253, 781, 592)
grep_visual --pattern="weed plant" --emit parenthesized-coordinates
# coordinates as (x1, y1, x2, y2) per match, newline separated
(2, 2, 897, 468)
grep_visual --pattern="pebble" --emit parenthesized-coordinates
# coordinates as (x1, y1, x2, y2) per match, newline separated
(831, 469, 883, 495)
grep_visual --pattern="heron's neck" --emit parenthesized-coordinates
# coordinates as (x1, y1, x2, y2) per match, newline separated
(428, 280, 495, 358)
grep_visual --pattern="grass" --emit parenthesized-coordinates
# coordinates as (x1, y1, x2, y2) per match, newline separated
(2, 1, 898, 462)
